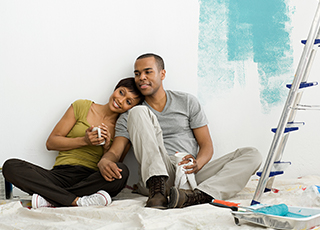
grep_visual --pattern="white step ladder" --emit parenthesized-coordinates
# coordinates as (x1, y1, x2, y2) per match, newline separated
(251, 0, 320, 205)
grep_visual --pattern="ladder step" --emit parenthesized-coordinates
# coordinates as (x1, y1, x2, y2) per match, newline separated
(257, 171, 284, 177)
(290, 104, 320, 110)
(271, 122, 305, 133)
(286, 81, 318, 89)
(256, 161, 291, 177)
(301, 39, 320, 45)
(273, 161, 291, 170)
(251, 200, 260, 205)
(271, 127, 299, 133)
(286, 121, 305, 127)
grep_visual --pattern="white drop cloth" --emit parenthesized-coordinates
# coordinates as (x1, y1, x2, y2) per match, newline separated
(1, 175, 320, 230)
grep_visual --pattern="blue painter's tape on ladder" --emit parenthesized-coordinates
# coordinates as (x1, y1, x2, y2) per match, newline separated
(271, 127, 299, 133)
(264, 188, 271, 193)
(251, 200, 260, 205)
(301, 39, 320, 45)
(256, 161, 291, 177)
(286, 81, 318, 89)
(256, 171, 284, 177)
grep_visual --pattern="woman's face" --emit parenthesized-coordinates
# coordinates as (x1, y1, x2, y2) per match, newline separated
(109, 86, 140, 113)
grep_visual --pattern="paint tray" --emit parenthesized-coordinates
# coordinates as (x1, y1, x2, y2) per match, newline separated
(231, 205, 320, 229)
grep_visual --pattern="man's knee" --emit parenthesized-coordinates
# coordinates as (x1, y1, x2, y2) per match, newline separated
(239, 147, 262, 167)
(127, 105, 160, 133)
(128, 105, 149, 122)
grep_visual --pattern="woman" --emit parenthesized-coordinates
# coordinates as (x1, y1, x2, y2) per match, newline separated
(2, 77, 144, 208)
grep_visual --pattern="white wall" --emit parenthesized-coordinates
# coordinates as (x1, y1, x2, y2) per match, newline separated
(205, 0, 320, 181)
(0, 0, 199, 186)
(1, 0, 320, 188)
(206, 0, 320, 179)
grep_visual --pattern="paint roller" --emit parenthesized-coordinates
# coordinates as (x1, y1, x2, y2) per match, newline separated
(210, 199, 289, 214)
(210, 199, 310, 218)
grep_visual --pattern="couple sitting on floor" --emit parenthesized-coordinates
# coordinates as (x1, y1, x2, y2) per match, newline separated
(2, 53, 262, 209)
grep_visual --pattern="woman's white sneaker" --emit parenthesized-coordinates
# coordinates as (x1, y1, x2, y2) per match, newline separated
(76, 190, 112, 207)
(32, 194, 54, 208)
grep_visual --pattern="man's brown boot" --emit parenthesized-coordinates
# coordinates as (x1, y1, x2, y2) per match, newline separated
(167, 187, 212, 208)
(145, 176, 168, 209)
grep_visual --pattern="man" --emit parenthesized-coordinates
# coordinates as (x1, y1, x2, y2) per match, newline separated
(98, 53, 262, 209)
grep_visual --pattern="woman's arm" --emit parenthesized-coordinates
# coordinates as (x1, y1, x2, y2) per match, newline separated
(46, 105, 99, 151)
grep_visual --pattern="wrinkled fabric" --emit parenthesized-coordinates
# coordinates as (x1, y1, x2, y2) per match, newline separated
(1, 176, 320, 229)
(174, 160, 197, 190)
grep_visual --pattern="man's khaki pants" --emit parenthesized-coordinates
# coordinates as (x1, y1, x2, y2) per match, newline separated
(127, 106, 262, 200)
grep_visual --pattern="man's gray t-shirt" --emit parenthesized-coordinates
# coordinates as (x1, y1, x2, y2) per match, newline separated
(115, 90, 208, 157)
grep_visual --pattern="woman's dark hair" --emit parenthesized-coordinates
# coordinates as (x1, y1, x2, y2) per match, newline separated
(114, 77, 144, 104)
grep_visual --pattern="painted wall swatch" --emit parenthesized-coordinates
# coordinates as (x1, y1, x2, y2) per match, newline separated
(198, 0, 293, 111)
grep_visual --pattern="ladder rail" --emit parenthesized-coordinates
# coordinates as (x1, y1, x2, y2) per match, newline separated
(274, 47, 319, 161)
(290, 48, 318, 112)
(263, 47, 319, 192)
(251, 1, 320, 205)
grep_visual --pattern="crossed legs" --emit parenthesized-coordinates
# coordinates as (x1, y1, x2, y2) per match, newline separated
(2, 159, 129, 207)
(126, 105, 262, 209)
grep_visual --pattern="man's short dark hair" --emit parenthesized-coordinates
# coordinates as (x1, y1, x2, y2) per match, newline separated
(136, 53, 165, 71)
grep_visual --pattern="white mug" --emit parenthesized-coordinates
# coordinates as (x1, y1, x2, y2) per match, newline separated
(92, 127, 105, 145)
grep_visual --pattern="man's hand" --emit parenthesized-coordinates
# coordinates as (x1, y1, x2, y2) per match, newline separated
(179, 154, 200, 174)
(97, 158, 122, 181)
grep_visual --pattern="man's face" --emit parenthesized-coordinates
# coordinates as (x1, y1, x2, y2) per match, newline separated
(134, 57, 165, 96)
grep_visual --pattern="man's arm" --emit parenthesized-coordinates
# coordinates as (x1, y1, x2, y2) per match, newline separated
(97, 136, 130, 181)
(181, 125, 213, 174)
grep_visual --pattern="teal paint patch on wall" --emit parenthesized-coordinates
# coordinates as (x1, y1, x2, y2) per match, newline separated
(198, 0, 293, 111)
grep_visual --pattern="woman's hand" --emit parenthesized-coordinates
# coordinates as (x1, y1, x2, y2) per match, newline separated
(179, 154, 199, 174)
(84, 125, 105, 146)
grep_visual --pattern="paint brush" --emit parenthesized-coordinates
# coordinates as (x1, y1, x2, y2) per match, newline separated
(209, 199, 252, 212)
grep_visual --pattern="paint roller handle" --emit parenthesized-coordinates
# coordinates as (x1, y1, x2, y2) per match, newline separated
(209, 199, 239, 211)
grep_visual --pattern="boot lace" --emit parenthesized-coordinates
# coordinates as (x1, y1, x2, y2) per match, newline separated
(185, 190, 211, 206)
(149, 177, 165, 197)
